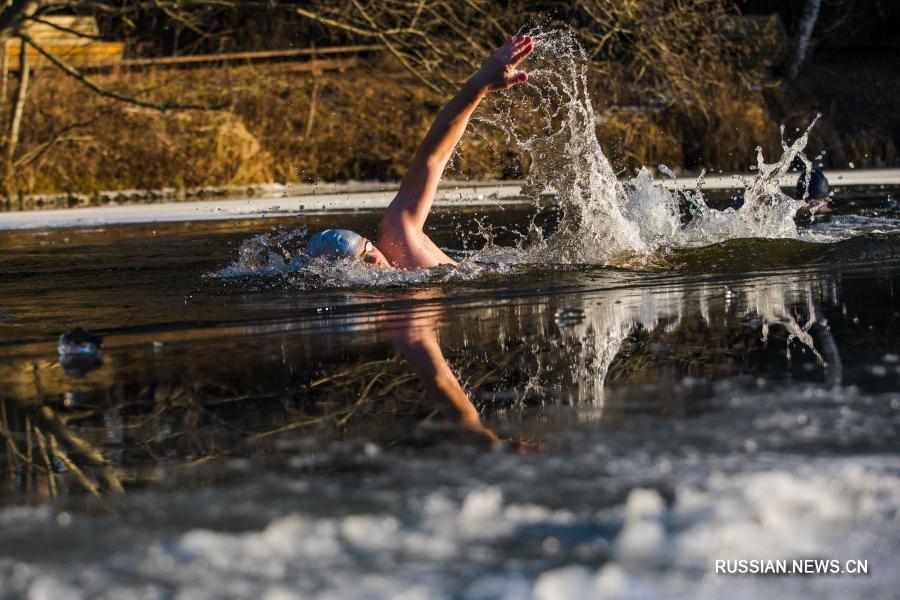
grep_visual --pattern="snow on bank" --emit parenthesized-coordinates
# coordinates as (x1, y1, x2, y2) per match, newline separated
(2, 169, 896, 231)
(0, 183, 526, 231)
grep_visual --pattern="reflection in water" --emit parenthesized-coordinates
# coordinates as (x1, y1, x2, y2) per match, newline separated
(57, 327, 104, 377)
(389, 307, 500, 447)
(508, 275, 842, 417)
(0, 266, 866, 500)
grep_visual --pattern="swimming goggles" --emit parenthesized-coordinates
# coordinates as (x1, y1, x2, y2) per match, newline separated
(360, 240, 374, 260)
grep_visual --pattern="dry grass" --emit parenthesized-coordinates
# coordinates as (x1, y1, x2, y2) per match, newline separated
(2, 45, 896, 199)
(4, 59, 519, 197)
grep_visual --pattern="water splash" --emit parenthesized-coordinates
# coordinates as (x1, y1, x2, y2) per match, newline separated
(217, 226, 309, 278)
(482, 28, 646, 263)
(217, 224, 520, 288)
(483, 28, 820, 263)
(673, 118, 819, 246)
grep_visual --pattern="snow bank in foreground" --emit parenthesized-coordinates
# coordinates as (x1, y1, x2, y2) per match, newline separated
(1, 457, 897, 599)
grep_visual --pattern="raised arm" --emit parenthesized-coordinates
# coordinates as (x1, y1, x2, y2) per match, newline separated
(382, 36, 534, 234)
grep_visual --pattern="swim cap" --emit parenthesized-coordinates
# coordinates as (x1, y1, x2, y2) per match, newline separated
(796, 167, 829, 200)
(306, 229, 365, 259)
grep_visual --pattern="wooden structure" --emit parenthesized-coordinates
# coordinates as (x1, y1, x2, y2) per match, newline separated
(5, 16, 124, 69)
(114, 44, 381, 71)
(3, 16, 379, 73)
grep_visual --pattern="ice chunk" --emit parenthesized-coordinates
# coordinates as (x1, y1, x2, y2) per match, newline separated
(458, 487, 503, 534)
(615, 488, 669, 568)
(533, 566, 596, 600)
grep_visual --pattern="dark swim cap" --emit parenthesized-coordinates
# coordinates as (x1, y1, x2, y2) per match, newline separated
(796, 167, 829, 200)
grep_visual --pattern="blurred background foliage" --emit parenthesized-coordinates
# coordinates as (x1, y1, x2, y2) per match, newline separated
(1, 0, 897, 198)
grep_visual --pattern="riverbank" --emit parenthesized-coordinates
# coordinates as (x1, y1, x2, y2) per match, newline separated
(2, 169, 897, 231)
(5, 46, 898, 202)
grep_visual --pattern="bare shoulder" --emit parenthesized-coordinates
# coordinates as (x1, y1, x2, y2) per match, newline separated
(377, 214, 455, 270)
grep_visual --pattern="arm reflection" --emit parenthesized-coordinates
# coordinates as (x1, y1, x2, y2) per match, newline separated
(388, 308, 502, 447)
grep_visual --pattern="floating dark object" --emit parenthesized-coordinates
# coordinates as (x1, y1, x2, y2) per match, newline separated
(58, 327, 103, 376)
(796, 166, 830, 201)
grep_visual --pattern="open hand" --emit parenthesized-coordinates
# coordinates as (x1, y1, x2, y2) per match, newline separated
(470, 35, 534, 93)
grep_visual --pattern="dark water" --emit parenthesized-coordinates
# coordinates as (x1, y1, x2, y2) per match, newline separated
(1, 200, 899, 598)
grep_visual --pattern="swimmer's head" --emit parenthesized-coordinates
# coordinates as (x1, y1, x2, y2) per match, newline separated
(796, 166, 829, 201)
(306, 229, 390, 266)
(307, 229, 365, 259)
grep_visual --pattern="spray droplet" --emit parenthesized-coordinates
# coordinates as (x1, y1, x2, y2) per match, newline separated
(657, 165, 677, 180)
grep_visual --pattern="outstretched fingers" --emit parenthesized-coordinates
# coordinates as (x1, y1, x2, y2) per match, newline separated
(501, 35, 530, 56)
(509, 38, 533, 66)
(481, 35, 534, 90)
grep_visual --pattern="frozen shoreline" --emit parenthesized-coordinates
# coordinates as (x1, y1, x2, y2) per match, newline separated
(1, 168, 897, 231)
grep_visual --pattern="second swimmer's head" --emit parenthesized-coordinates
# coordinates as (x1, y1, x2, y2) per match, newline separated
(796, 166, 830, 201)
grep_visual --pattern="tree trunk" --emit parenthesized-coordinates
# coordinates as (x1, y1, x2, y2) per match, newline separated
(0, 42, 8, 107)
(303, 44, 320, 141)
(5, 36, 28, 189)
(787, 0, 822, 80)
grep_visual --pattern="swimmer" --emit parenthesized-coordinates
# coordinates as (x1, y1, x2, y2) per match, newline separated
(794, 166, 831, 226)
(796, 165, 831, 213)
(305, 35, 534, 269)
(714, 165, 832, 223)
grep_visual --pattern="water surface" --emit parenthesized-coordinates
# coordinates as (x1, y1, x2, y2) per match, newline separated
(1, 200, 899, 598)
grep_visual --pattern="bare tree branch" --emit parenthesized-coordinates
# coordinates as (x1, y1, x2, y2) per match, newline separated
(0, 0, 36, 37)
(13, 118, 94, 170)
(20, 32, 227, 111)
(295, 3, 444, 95)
